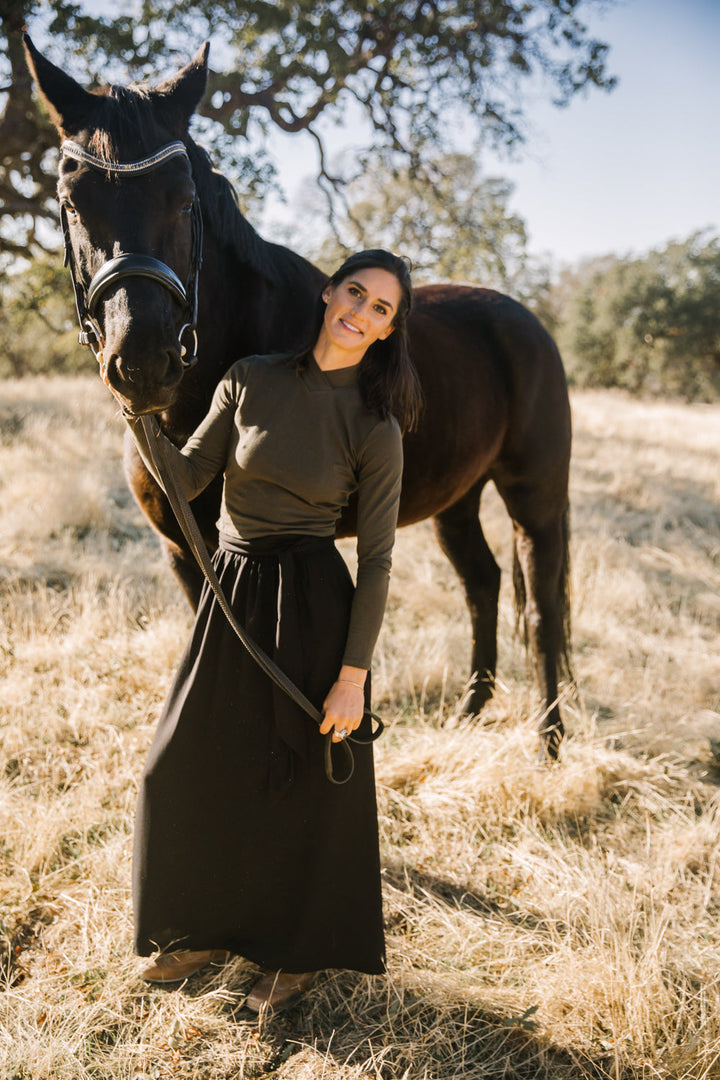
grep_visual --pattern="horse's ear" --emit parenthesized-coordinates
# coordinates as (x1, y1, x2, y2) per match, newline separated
(153, 42, 210, 132)
(23, 33, 97, 137)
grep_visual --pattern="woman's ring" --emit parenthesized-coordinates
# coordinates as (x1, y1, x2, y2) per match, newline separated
(335, 729, 349, 740)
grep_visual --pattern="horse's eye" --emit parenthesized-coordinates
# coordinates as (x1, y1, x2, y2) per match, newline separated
(180, 201, 194, 215)
(62, 202, 78, 218)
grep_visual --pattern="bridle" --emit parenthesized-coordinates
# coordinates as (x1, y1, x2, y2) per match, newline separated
(58, 139, 384, 784)
(59, 138, 203, 370)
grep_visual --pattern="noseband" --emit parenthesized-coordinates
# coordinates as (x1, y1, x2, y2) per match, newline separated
(60, 139, 203, 369)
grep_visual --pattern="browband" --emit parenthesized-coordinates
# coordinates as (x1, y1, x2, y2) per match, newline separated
(58, 135, 203, 370)
(61, 139, 188, 176)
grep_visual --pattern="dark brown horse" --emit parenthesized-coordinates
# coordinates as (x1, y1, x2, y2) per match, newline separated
(24, 36, 572, 756)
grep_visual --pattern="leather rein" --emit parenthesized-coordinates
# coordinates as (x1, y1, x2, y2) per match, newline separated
(139, 416, 383, 786)
(61, 138, 382, 784)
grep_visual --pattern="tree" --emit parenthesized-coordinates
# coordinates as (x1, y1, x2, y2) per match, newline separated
(1, 0, 616, 260)
(293, 150, 529, 284)
(0, 0, 59, 260)
(556, 231, 720, 401)
(285, 147, 555, 325)
(0, 250, 81, 376)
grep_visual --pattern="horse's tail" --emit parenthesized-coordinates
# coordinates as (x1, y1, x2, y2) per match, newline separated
(512, 503, 573, 681)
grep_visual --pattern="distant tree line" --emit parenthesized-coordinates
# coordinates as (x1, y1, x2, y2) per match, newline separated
(0, 252, 78, 377)
(553, 230, 720, 401)
(1, 3, 715, 399)
(3, 225, 718, 402)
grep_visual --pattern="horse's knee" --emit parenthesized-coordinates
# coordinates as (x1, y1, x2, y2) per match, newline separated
(165, 546, 204, 610)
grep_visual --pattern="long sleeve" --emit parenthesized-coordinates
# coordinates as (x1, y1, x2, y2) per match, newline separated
(342, 417, 403, 669)
(126, 352, 402, 671)
(127, 367, 242, 500)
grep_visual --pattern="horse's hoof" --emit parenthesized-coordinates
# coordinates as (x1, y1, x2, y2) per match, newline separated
(537, 724, 564, 764)
(464, 683, 494, 716)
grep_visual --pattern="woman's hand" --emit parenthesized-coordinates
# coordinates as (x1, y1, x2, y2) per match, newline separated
(320, 667, 367, 742)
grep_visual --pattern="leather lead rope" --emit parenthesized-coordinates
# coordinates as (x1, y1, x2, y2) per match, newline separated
(139, 415, 383, 785)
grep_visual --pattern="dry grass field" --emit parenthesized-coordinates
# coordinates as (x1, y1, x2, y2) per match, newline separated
(1, 376, 719, 1079)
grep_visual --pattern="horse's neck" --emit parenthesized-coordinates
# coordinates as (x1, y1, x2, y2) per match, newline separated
(166, 224, 320, 437)
(186, 141, 323, 370)
(201, 233, 312, 345)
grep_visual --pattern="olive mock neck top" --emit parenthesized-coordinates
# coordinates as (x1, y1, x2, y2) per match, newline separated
(129, 353, 403, 670)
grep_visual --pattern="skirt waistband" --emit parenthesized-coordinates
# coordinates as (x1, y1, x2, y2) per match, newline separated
(217, 532, 335, 558)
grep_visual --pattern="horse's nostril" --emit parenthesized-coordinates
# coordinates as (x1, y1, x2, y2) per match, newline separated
(103, 352, 120, 387)
(162, 350, 184, 388)
(118, 361, 144, 381)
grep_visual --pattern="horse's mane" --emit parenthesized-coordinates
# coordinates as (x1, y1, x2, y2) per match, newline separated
(184, 138, 282, 285)
(87, 84, 286, 286)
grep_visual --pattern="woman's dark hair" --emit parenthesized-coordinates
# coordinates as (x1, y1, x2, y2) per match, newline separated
(290, 249, 423, 432)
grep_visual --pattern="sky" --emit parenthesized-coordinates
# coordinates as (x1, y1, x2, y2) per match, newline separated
(30, 0, 719, 268)
(266, 0, 720, 268)
(488, 0, 720, 264)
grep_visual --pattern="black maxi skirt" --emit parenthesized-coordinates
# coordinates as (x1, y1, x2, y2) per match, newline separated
(132, 534, 385, 975)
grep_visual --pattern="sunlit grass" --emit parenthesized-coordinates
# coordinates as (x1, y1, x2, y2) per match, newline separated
(1, 378, 719, 1078)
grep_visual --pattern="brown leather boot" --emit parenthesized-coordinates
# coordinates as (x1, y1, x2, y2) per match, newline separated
(142, 948, 230, 983)
(245, 970, 316, 1012)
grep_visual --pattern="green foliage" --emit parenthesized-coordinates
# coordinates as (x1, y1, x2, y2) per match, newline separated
(556, 232, 720, 401)
(2, 0, 616, 259)
(188, 0, 615, 149)
(286, 147, 558, 332)
(0, 252, 89, 377)
(293, 150, 531, 286)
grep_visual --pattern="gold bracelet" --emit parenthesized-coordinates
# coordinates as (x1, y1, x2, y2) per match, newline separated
(338, 678, 365, 690)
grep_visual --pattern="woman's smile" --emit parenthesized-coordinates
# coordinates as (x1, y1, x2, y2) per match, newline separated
(339, 317, 363, 335)
(314, 266, 402, 370)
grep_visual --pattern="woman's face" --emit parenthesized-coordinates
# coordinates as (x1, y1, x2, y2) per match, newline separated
(320, 267, 402, 361)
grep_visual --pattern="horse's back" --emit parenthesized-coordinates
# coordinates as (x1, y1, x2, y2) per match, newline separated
(413, 282, 567, 406)
(397, 283, 570, 525)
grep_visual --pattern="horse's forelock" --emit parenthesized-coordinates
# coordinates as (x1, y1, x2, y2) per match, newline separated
(86, 85, 165, 162)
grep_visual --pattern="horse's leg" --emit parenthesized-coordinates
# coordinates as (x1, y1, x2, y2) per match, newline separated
(513, 515, 570, 760)
(495, 478, 571, 760)
(163, 541, 205, 610)
(433, 479, 501, 714)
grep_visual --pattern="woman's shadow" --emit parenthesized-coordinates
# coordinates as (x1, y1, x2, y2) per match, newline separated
(174, 867, 619, 1079)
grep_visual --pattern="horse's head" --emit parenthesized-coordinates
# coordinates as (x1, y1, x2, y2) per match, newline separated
(24, 35, 209, 416)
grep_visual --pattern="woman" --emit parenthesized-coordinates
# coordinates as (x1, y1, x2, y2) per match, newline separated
(122, 249, 421, 1011)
